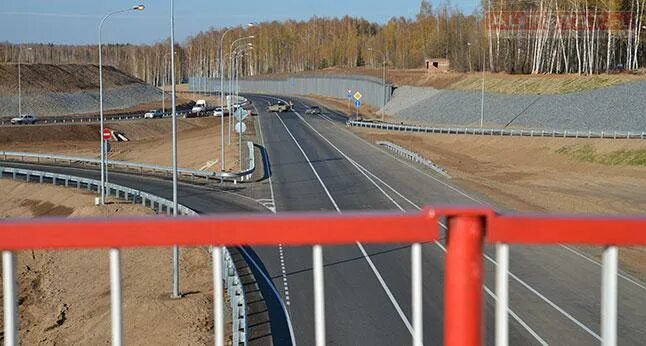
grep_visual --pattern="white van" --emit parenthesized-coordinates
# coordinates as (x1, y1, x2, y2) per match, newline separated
(191, 100, 207, 116)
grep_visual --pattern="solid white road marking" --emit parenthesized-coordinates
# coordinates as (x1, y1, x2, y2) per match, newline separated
(297, 99, 607, 341)
(560, 245, 646, 291)
(274, 111, 419, 340)
(290, 105, 546, 344)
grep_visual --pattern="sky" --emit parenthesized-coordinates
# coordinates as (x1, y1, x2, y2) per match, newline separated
(0, 0, 479, 45)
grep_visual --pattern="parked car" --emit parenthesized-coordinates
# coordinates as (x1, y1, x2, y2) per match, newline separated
(305, 106, 321, 115)
(213, 107, 224, 117)
(191, 99, 207, 116)
(144, 109, 164, 119)
(10, 114, 38, 125)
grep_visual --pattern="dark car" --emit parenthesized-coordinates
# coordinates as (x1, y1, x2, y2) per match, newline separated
(305, 106, 321, 115)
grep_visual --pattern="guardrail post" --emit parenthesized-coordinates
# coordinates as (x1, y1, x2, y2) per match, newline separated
(495, 244, 510, 346)
(313, 244, 326, 346)
(213, 246, 225, 346)
(601, 246, 618, 346)
(110, 249, 123, 346)
(3, 251, 18, 346)
(445, 215, 485, 346)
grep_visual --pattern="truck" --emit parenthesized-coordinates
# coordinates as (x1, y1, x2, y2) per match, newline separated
(266, 100, 293, 113)
(191, 99, 207, 116)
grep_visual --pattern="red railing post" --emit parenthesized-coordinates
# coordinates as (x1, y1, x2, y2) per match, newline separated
(445, 215, 485, 346)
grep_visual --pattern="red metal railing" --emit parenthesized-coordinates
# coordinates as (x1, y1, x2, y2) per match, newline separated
(2, 207, 645, 346)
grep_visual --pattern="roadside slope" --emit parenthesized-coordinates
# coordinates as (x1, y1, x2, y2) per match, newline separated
(0, 64, 162, 118)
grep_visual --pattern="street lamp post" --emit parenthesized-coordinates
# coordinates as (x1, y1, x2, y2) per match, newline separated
(220, 24, 254, 171)
(368, 48, 387, 121)
(17, 46, 32, 117)
(227, 37, 254, 145)
(98, 5, 144, 206)
(234, 48, 253, 171)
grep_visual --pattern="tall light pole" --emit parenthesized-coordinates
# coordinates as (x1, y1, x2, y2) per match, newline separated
(234, 48, 253, 171)
(168, 0, 182, 300)
(227, 37, 254, 146)
(98, 6, 144, 346)
(220, 24, 254, 172)
(224, 46, 248, 147)
(481, 51, 485, 128)
(162, 52, 177, 114)
(467, 42, 473, 73)
(99, 5, 145, 206)
(368, 47, 387, 121)
(17, 46, 32, 116)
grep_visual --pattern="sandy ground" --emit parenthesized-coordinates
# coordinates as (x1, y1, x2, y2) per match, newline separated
(0, 179, 225, 345)
(353, 128, 646, 280)
(0, 116, 250, 173)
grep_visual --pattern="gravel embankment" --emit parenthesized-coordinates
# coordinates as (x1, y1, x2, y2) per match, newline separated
(0, 83, 162, 117)
(385, 81, 646, 132)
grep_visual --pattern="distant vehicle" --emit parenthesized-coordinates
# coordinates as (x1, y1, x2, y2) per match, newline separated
(213, 107, 224, 117)
(191, 99, 207, 115)
(305, 106, 321, 115)
(144, 109, 163, 119)
(266, 100, 293, 113)
(10, 114, 38, 125)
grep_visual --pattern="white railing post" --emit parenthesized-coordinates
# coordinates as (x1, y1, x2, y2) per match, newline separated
(496, 244, 509, 346)
(313, 245, 326, 346)
(213, 246, 225, 346)
(601, 246, 618, 346)
(109, 248, 123, 346)
(3, 251, 18, 346)
(411, 243, 423, 346)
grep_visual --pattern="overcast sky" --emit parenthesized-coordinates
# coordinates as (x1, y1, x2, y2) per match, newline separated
(0, 0, 479, 45)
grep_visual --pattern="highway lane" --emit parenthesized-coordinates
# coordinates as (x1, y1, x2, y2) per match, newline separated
(284, 96, 646, 345)
(249, 95, 538, 345)
(248, 94, 646, 345)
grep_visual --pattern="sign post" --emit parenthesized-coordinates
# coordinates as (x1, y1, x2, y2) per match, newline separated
(102, 128, 112, 194)
(347, 89, 352, 114)
(353, 92, 362, 120)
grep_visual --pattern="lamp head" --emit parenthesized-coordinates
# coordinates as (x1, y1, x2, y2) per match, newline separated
(133, 5, 145, 10)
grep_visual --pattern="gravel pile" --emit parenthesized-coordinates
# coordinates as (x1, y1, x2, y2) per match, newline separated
(386, 81, 646, 132)
(0, 84, 162, 117)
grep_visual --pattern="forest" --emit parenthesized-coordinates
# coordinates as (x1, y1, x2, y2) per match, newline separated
(0, 0, 644, 86)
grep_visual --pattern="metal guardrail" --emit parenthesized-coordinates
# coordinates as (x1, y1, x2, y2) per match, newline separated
(0, 144, 256, 183)
(376, 141, 451, 178)
(0, 109, 196, 126)
(348, 120, 646, 140)
(0, 165, 248, 345)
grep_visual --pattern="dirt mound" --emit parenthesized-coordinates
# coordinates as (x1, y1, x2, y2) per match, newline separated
(0, 63, 146, 96)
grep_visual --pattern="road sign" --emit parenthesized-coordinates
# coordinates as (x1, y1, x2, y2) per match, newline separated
(234, 122, 247, 134)
(355, 100, 362, 108)
(347, 89, 352, 99)
(234, 108, 249, 121)
(102, 128, 112, 140)
(353, 91, 362, 100)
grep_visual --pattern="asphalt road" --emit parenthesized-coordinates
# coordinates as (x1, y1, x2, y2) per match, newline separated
(246, 94, 646, 346)
(3, 93, 645, 345)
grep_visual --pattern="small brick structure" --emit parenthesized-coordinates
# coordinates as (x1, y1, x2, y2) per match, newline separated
(424, 58, 450, 72)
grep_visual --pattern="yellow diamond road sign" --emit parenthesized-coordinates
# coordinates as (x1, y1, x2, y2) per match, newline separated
(353, 91, 362, 100)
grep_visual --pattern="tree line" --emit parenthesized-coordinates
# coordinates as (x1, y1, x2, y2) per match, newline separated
(0, 0, 644, 86)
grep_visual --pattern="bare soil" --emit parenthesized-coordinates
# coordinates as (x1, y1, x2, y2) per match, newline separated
(0, 64, 145, 96)
(0, 116, 247, 172)
(353, 128, 646, 280)
(0, 179, 222, 345)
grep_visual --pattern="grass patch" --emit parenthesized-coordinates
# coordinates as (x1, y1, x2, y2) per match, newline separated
(557, 144, 646, 166)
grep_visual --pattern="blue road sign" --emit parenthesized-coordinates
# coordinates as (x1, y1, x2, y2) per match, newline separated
(355, 100, 361, 108)
(347, 89, 352, 99)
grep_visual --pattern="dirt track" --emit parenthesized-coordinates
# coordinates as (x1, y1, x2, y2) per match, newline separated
(0, 179, 221, 345)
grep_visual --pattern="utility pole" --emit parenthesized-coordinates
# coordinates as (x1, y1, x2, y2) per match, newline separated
(18, 46, 32, 117)
(480, 53, 485, 128)
(169, 0, 180, 299)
